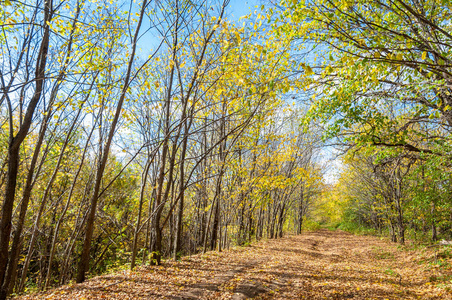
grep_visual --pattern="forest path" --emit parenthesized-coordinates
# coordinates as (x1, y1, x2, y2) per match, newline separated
(17, 230, 451, 299)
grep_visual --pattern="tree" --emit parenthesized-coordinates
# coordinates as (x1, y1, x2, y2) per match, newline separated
(271, 0, 452, 243)
(0, 0, 53, 297)
(75, 0, 149, 283)
(276, 0, 452, 159)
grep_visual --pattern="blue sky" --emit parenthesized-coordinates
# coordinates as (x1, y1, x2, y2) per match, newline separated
(134, 0, 262, 57)
(229, 0, 260, 20)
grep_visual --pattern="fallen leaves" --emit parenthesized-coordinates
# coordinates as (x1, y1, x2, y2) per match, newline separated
(14, 230, 452, 299)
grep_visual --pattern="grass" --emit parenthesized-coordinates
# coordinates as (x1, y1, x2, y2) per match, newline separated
(336, 221, 377, 236)
(372, 246, 395, 260)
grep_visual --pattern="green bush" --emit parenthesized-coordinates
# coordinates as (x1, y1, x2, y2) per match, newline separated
(302, 219, 321, 231)
(338, 221, 376, 235)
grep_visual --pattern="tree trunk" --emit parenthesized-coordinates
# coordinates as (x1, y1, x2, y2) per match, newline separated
(0, 2, 52, 298)
(131, 159, 152, 269)
(76, 0, 147, 283)
(19, 97, 83, 292)
(2, 121, 51, 296)
(173, 121, 189, 260)
(45, 118, 95, 288)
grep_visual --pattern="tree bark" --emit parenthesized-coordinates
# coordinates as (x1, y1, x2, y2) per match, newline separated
(0, 1, 53, 298)
(76, 0, 147, 282)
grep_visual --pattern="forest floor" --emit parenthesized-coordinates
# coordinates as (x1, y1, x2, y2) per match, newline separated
(15, 229, 452, 299)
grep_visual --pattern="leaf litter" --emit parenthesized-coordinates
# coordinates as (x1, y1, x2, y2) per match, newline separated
(14, 229, 452, 299)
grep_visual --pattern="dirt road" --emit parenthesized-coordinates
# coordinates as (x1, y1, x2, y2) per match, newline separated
(17, 230, 451, 299)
